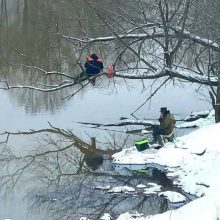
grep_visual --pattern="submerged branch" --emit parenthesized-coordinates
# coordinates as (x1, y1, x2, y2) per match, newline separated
(77, 120, 158, 128)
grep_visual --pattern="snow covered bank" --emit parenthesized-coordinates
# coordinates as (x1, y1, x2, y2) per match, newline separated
(176, 109, 215, 128)
(113, 116, 220, 219)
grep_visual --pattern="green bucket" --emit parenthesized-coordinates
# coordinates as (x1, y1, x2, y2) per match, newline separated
(135, 138, 149, 151)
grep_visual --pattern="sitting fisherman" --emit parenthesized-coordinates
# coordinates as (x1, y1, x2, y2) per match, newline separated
(84, 53, 104, 85)
(152, 107, 176, 148)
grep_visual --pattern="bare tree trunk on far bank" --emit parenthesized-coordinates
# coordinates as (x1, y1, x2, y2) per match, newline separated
(215, 72, 220, 123)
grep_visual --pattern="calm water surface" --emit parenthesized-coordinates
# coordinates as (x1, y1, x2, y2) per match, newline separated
(0, 1, 211, 219)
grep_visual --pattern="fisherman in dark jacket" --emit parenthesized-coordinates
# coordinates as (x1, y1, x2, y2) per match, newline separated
(152, 107, 176, 147)
(84, 54, 103, 75)
(84, 53, 104, 85)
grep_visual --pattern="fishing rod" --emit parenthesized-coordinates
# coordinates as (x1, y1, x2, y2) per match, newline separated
(79, 125, 149, 135)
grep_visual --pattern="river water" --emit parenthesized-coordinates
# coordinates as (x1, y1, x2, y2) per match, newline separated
(0, 1, 211, 219)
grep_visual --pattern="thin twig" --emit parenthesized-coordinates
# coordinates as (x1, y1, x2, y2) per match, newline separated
(131, 76, 171, 115)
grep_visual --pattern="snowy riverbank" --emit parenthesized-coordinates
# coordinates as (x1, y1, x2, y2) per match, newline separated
(112, 110, 220, 220)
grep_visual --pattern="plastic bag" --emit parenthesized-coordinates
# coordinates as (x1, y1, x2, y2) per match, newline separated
(107, 64, 115, 78)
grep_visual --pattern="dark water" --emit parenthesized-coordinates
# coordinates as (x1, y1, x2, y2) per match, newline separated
(0, 123, 192, 220)
(0, 1, 211, 219)
(0, 127, 171, 220)
(26, 170, 169, 220)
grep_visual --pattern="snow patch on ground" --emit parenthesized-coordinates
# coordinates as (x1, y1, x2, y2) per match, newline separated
(159, 191, 186, 203)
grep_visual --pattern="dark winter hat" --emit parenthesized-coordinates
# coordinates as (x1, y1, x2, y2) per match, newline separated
(160, 107, 168, 113)
(91, 53, 98, 60)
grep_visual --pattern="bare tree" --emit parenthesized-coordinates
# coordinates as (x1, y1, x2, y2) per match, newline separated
(60, 0, 220, 120)
(1, 0, 220, 120)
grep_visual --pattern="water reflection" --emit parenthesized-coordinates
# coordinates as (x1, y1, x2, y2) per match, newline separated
(0, 0, 120, 113)
(28, 187, 168, 220)
(0, 126, 169, 219)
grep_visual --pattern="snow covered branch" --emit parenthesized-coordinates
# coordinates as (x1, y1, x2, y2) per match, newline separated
(58, 25, 219, 52)
(0, 66, 105, 94)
